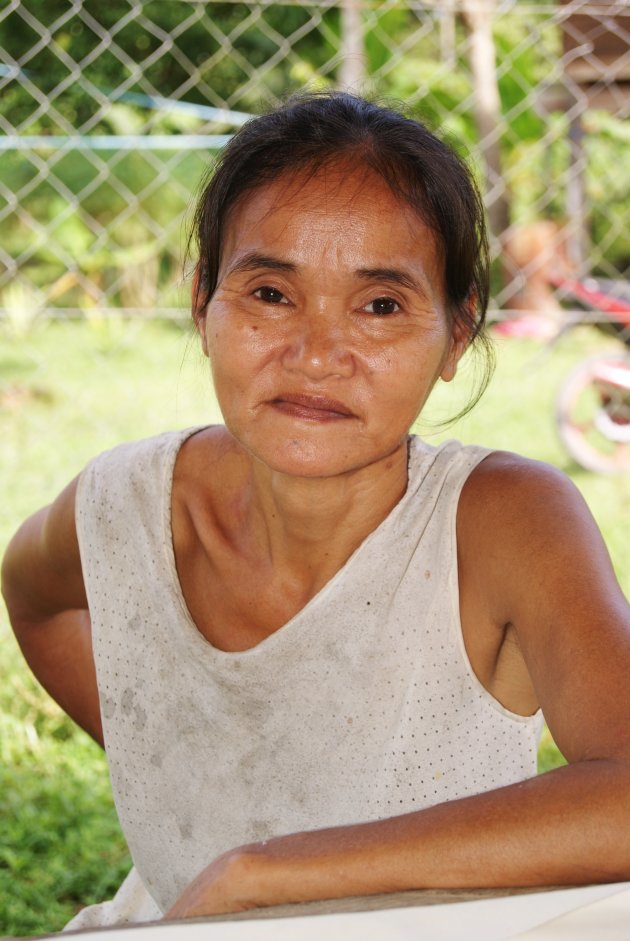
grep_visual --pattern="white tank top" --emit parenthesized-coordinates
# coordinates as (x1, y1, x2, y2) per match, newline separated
(75, 428, 542, 914)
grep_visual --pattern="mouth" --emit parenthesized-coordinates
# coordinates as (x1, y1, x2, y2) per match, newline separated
(269, 393, 356, 421)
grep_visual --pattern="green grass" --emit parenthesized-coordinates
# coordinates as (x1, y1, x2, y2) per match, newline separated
(0, 664, 131, 935)
(1, 318, 628, 935)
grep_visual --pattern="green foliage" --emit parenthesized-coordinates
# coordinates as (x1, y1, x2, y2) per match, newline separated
(585, 114, 630, 273)
(0, 147, 210, 310)
(2, 2, 630, 318)
(0, 643, 131, 936)
(494, 14, 553, 145)
(0, 1, 339, 131)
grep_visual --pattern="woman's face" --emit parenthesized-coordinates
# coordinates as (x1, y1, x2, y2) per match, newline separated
(197, 163, 465, 479)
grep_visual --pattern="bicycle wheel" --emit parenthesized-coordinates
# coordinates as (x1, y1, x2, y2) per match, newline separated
(555, 352, 630, 473)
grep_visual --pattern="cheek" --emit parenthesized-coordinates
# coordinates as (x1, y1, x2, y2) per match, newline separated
(206, 307, 281, 386)
(366, 329, 447, 378)
(360, 346, 394, 374)
(369, 332, 450, 409)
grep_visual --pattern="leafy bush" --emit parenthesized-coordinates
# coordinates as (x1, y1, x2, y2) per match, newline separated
(0, 641, 131, 936)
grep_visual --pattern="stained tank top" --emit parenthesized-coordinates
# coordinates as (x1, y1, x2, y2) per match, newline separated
(75, 427, 543, 914)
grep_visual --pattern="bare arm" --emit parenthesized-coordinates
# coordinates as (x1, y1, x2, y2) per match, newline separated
(1, 476, 103, 746)
(166, 455, 630, 917)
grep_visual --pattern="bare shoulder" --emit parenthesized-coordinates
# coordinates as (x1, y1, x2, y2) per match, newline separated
(458, 450, 630, 761)
(458, 447, 627, 608)
(458, 450, 614, 577)
(461, 449, 591, 522)
(2, 474, 86, 619)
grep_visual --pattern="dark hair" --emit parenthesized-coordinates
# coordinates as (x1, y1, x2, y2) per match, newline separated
(191, 91, 493, 414)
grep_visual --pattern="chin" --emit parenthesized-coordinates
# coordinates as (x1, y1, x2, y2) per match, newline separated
(240, 427, 407, 481)
(253, 441, 357, 479)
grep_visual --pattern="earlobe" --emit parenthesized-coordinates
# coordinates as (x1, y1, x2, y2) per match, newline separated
(441, 331, 468, 383)
(197, 316, 209, 358)
(441, 346, 462, 383)
(194, 308, 210, 359)
(441, 305, 473, 382)
(440, 358, 458, 383)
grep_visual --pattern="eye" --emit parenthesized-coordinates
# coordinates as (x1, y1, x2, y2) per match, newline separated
(254, 286, 289, 305)
(363, 296, 401, 316)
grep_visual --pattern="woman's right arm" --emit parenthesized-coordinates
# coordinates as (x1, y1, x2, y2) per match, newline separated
(1, 476, 103, 746)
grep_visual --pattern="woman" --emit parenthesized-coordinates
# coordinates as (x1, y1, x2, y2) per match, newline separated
(2, 92, 630, 925)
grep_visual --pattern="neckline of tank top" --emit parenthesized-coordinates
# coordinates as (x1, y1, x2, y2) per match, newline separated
(162, 428, 446, 660)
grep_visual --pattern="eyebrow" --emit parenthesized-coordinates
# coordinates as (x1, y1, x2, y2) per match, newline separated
(356, 267, 429, 298)
(225, 252, 297, 277)
(225, 253, 431, 300)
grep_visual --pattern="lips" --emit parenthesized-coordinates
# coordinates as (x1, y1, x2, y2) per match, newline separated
(270, 393, 356, 420)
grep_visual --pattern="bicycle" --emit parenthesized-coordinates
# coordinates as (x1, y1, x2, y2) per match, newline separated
(550, 274, 630, 474)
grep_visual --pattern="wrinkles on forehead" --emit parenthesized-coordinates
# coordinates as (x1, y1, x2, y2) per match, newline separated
(217, 162, 445, 305)
(221, 161, 374, 251)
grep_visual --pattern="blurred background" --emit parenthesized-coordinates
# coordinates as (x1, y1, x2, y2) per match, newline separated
(1, 1, 629, 935)
(2, 0, 630, 317)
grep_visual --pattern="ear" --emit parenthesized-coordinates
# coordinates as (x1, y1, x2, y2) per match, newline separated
(440, 315, 471, 383)
(192, 266, 209, 357)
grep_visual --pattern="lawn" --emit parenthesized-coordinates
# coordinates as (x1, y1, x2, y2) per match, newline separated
(0, 317, 628, 936)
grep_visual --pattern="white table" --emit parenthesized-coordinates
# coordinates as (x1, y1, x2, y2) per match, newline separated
(62, 882, 630, 941)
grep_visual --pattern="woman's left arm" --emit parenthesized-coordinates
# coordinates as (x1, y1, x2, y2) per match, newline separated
(166, 456, 630, 918)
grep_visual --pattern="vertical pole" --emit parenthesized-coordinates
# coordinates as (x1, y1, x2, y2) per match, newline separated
(339, 0, 366, 91)
(440, 0, 456, 68)
(566, 114, 586, 271)
(461, 0, 510, 246)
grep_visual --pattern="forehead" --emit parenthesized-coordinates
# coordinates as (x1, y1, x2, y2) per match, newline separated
(219, 164, 442, 280)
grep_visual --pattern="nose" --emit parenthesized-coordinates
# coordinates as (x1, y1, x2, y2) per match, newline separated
(281, 309, 355, 381)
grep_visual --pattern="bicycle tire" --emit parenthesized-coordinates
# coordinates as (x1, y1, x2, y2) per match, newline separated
(555, 351, 630, 474)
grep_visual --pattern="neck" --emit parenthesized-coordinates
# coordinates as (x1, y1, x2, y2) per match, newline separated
(239, 439, 410, 590)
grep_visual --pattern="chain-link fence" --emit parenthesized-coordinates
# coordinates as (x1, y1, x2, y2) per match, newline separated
(1, 0, 629, 333)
